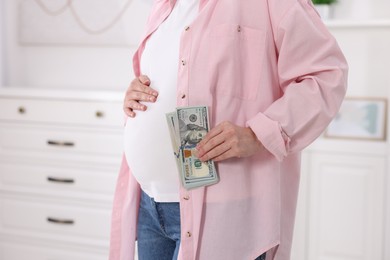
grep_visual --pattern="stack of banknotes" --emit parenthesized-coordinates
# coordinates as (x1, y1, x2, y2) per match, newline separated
(166, 106, 219, 189)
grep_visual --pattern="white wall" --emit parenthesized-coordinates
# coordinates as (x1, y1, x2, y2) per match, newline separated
(0, 0, 4, 86)
(333, 0, 390, 20)
(330, 26, 390, 98)
(331, 0, 390, 99)
(2, 0, 153, 90)
(2, 0, 390, 92)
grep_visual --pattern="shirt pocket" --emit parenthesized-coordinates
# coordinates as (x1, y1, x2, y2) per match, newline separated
(208, 24, 266, 100)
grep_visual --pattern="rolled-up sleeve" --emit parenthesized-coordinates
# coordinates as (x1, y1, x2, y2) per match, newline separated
(247, 0, 348, 161)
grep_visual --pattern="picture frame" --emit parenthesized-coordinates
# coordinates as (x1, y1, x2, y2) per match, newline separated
(324, 97, 388, 141)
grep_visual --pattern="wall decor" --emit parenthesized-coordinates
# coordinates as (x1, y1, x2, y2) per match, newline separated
(19, 0, 152, 46)
(325, 97, 387, 141)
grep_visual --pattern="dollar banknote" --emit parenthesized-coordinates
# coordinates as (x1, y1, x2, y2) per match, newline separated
(166, 106, 219, 189)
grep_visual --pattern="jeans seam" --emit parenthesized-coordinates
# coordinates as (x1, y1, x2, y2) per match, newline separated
(155, 202, 169, 235)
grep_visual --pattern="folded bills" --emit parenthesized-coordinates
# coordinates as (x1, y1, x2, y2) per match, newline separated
(166, 106, 219, 189)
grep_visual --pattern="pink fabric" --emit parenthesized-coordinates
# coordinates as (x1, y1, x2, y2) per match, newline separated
(110, 0, 348, 259)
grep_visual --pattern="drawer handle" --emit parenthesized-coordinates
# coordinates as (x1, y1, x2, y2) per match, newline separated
(47, 177, 75, 184)
(47, 217, 75, 225)
(96, 111, 104, 118)
(18, 106, 26, 114)
(47, 140, 75, 147)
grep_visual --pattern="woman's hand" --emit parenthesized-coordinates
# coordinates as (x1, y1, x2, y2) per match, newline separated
(195, 121, 264, 162)
(123, 75, 158, 118)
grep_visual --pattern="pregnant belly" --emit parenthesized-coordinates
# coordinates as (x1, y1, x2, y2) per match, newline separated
(123, 100, 178, 187)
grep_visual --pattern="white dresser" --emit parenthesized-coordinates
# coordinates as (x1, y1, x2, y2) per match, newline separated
(0, 88, 124, 259)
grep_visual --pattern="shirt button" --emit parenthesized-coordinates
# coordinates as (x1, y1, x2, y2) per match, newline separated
(181, 60, 186, 66)
(185, 26, 190, 31)
(186, 231, 192, 237)
(183, 195, 190, 200)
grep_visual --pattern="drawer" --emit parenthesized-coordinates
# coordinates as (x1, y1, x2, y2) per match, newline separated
(0, 124, 123, 159)
(0, 98, 123, 127)
(0, 198, 111, 241)
(0, 162, 116, 198)
(0, 242, 107, 260)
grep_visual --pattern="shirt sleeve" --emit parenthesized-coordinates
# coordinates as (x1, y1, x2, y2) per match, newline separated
(246, 0, 348, 161)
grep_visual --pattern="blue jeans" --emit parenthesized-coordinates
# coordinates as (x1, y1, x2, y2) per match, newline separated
(137, 190, 266, 260)
(137, 190, 181, 260)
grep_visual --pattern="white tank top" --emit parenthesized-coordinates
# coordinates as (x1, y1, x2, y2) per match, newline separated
(124, 0, 199, 202)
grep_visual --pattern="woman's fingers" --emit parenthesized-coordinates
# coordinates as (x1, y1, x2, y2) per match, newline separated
(124, 100, 147, 111)
(126, 90, 157, 103)
(197, 126, 226, 158)
(199, 141, 232, 162)
(124, 107, 136, 118)
(127, 84, 158, 98)
(125, 76, 158, 103)
(123, 75, 158, 118)
(138, 75, 151, 86)
(196, 121, 263, 162)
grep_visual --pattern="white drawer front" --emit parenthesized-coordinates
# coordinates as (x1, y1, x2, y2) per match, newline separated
(0, 162, 116, 197)
(0, 242, 107, 260)
(0, 198, 111, 241)
(0, 98, 123, 127)
(0, 124, 123, 158)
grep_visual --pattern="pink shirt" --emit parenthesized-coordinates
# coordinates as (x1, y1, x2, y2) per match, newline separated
(110, 0, 348, 259)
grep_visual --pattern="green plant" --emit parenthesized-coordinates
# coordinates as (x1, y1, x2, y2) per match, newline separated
(312, 0, 336, 4)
